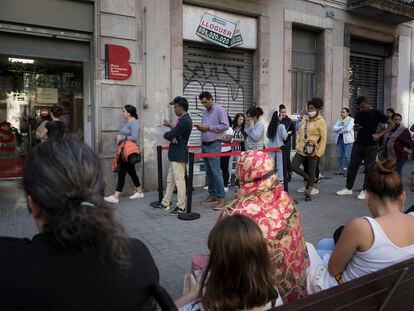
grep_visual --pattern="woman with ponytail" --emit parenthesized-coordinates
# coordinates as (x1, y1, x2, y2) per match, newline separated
(0, 139, 165, 310)
(307, 160, 414, 293)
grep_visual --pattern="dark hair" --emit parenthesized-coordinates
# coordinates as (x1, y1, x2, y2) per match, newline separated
(356, 96, 369, 106)
(387, 108, 395, 114)
(50, 105, 63, 118)
(307, 97, 323, 110)
(199, 91, 213, 100)
(232, 113, 246, 131)
(199, 214, 278, 310)
(23, 139, 130, 269)
(342, 107, 349, 113)
(124, 105, 138, 119)
(393, 113, 402, 119)
(172, 96, 189, 111)
(366, 160, 403, 201)
(247, 107, 264, 118)
(267, 111, 280, 140)
(279, 104, 286, 111)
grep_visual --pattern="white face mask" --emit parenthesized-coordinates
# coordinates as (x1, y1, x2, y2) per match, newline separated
(308, 111, 317, 117)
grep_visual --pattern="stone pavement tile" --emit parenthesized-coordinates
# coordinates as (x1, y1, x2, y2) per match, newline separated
(0, 162, 413, 299)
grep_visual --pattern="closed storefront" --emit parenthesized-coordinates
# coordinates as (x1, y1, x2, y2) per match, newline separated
(183, 41, 254, 145)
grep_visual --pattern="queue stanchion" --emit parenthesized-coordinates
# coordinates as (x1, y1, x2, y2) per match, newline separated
(150, 145, 164, 208)
(282, 146, 289, 193)
(178, 152, 200, 220)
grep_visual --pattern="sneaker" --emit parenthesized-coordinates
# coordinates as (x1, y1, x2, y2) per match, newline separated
(129, 192, 144, 199)
(310, 188, 319, 195)
(336, 188, 353, 195)
(213, 199, 227, 211)
(203, 185, 208, 190)
(342, 171, 347, 177)
(305, 194, 312, 201)
(224, 187, 229, 193)
(153, 202, 171, 210)
(297, 187, 306, 193)
(169, 207, 185, 215)
(201, 196, 218, 205)
(357, 190, 366, 200)
(104, 195, 119, 204)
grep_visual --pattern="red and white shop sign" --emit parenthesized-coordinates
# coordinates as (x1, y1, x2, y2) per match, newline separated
(105, 44, 132, 80)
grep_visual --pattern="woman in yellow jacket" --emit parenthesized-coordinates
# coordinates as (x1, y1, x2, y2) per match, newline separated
(292, 97, 327, 201)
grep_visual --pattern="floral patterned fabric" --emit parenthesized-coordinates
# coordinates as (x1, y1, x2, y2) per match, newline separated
(222, 150, 309, 303)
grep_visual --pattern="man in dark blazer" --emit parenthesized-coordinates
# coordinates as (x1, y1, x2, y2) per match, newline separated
(157, 96, 193, 215)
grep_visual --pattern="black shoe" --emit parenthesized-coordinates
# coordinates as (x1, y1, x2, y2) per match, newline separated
(169, 207, 185, 216)
(305, 194, 312, 202)
(153, 203, 170, 210)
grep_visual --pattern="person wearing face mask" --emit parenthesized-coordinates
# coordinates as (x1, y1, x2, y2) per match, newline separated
(333, 108, 355, 176)
(279, 105, 295, 182)
(292, 98, 327, 201)
(379, 113, 412, 176)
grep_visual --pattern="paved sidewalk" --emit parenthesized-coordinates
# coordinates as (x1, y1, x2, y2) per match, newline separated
(0, 163, 413, 298)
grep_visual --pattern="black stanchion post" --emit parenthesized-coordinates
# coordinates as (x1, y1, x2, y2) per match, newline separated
(282, 146, 289, 193)
(150, 145, 164, 208)
(178, 152, 200, 220)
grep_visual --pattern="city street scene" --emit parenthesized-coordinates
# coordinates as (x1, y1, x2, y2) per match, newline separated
(1, 0, 414, 310)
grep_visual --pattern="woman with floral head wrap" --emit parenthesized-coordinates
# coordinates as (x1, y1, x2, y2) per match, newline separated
(222, 150, 309, 303)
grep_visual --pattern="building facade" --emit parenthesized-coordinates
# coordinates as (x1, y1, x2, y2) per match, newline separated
(0, 0, 413, 191)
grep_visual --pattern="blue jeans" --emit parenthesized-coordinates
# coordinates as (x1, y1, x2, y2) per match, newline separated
(316, 238, 335, 258)
(337, 136, 352, 172)
(202, 142, 225, 199)
(270, 150, 284, 182)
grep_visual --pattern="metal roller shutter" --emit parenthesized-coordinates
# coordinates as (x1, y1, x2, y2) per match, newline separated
(183, 41, 253, 146)
(349, 53, 385, 113)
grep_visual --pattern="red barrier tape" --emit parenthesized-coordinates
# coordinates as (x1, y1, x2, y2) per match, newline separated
(160, 143, 240, 151)
(193, 147, 282, 159)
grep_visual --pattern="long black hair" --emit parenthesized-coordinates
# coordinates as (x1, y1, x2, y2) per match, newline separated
(23, 139, 130, 269)
(267, 111, 280, 140)
(232, 113, 246, 132)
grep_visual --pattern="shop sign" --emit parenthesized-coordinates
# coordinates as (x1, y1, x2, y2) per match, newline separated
(196, 13, 243, 48)
(36, 88, 58, 104)
(105, 44, 132, 80)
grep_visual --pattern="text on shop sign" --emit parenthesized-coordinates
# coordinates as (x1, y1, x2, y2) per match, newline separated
(196, 13, 243, 48)
(105, 44, 132, 80)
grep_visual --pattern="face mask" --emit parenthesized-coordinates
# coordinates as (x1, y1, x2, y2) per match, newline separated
(308, 111, 317, 117)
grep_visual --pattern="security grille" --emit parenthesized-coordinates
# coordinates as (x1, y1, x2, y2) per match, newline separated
(183, 41, 253, 146)
(349, 53, 385, 114)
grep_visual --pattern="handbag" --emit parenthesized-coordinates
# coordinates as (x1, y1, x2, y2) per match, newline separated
(303, 119, 317, 156)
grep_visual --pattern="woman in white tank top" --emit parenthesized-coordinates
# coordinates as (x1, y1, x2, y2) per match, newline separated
(307, 160, 414, 293)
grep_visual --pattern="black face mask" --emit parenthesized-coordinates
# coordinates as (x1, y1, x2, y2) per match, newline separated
(394, 123, 400, 128)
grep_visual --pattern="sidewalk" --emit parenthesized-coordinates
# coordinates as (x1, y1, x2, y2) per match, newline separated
(0, 163, 413, 298)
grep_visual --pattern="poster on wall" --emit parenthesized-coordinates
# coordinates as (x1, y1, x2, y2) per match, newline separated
(105, 44, 132, 80)
(196, 13, 243, 48)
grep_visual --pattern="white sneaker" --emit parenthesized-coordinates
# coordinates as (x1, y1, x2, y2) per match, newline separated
(336, 188, 353, 195)
(310, 188, 319, 195)
(104, 195, 119, 204)
(129, 192, 144, 199)
(203, 186, 208, 190)
(297, 187, 306, 193)
(224, 187, 229, 193)
(357, 190, 366, 200)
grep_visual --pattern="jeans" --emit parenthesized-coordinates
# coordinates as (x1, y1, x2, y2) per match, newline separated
(346, 144, 378, 190)
(337, 136, 352, 172)
(316, 238, 335, 258)
(202, 142, 225, 199)
(116, 161, 141, 192)
(292, 153, 318, 189)
(270, 150, 284, 182)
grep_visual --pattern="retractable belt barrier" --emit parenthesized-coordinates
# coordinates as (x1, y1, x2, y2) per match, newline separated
(150, 144, 289, 221)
